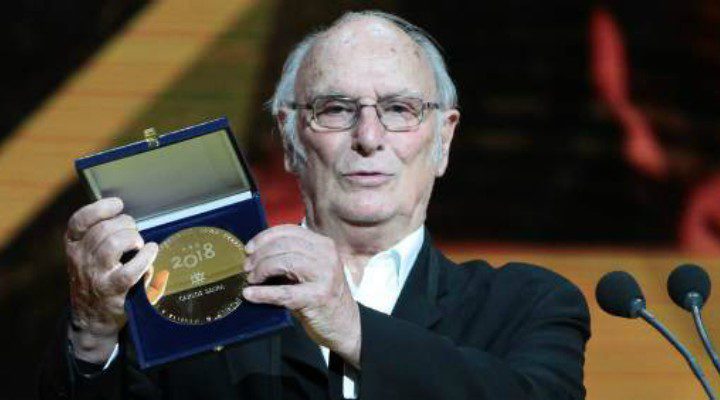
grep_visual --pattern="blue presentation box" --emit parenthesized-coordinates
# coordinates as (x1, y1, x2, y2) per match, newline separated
(75, 117, 292, 369)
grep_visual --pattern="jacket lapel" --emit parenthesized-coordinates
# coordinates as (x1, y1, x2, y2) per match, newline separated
(280, 318, 327, 376)
(391, 231, 446, 328)
(278, 231, 449, 382)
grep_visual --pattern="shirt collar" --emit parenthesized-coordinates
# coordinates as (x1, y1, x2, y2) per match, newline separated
(300, 218, 424, 290)
(387, 225, 424, 290)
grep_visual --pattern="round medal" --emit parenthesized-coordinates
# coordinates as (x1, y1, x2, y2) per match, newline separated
(146, 226, 248, 325)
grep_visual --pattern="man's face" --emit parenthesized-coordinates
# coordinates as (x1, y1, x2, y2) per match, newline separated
(288, 18, 458, 228)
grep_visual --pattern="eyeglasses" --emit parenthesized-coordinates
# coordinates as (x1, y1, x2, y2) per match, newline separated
(289, 95, 440, 132)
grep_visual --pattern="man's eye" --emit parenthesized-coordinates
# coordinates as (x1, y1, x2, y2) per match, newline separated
(383, 102, 415, 115)
(317, 102, 353, 115)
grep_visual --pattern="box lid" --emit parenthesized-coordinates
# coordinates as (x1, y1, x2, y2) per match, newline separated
(75, 117, 257, 230)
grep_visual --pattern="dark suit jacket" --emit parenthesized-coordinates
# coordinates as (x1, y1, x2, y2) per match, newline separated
(39, 235, 590, 399)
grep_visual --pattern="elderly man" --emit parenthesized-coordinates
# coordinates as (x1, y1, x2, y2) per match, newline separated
(40, 10, 589, 400)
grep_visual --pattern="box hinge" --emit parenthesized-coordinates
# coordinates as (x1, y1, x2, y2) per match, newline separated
(143, 127, 160, 148)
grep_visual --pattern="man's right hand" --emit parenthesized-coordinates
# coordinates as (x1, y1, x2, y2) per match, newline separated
(65, 198, 158, 364)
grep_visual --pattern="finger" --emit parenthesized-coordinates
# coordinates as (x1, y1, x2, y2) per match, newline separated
(243, 284, 310, 310)
(82, 214, 137, 254)
(246, 236, 316, 272)
(246, 225, 310, 254)
(67, 198, 124, 242)
(95, 229, 145, 270)
(247, 252, 307, 284)
(106, 242, 159, 296)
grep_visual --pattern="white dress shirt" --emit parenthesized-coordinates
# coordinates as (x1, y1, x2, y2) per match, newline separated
(318, 225, 425, 399)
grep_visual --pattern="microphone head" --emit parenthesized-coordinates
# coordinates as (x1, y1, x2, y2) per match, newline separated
(596, 271, 646, 318)
(668, 264, 711, 311)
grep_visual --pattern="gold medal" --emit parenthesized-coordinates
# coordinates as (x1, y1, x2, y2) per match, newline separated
(146, 226, 248, 325)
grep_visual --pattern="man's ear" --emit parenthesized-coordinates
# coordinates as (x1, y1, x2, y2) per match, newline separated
(275, 110, 295, 174)
(435, 108, 460, 177)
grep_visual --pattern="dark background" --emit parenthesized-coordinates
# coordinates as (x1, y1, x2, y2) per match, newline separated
(1, 1, 718, 397)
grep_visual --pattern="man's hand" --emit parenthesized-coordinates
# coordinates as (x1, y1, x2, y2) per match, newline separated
(242, 225, 361, 367)
(65, 198, 158, 363)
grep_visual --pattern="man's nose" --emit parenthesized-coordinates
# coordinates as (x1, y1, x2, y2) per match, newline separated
(352, 105, 385, 156)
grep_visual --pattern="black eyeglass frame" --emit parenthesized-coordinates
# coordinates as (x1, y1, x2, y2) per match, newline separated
(287, 95, 441, 132)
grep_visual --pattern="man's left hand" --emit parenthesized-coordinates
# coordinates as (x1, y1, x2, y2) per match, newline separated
(242, 225, 361, 367)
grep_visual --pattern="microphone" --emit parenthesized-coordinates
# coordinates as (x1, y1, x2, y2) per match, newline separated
(668, 264, 720, 376)
(596, 271, 717, 399)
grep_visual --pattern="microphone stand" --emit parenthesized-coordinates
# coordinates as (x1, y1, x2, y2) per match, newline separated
(639, 308, 717, 400)
(691, 303, 720, 376)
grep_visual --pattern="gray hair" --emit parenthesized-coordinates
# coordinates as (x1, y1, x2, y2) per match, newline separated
(269, 10, 458, 171)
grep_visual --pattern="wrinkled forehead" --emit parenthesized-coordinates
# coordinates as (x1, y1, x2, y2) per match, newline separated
(295, 17, 436, 101)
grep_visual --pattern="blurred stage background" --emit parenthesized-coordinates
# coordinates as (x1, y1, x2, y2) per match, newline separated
(1, 1, 719, 398)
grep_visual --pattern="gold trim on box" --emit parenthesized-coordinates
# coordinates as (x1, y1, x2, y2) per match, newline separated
(143, 127, 160, 148)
